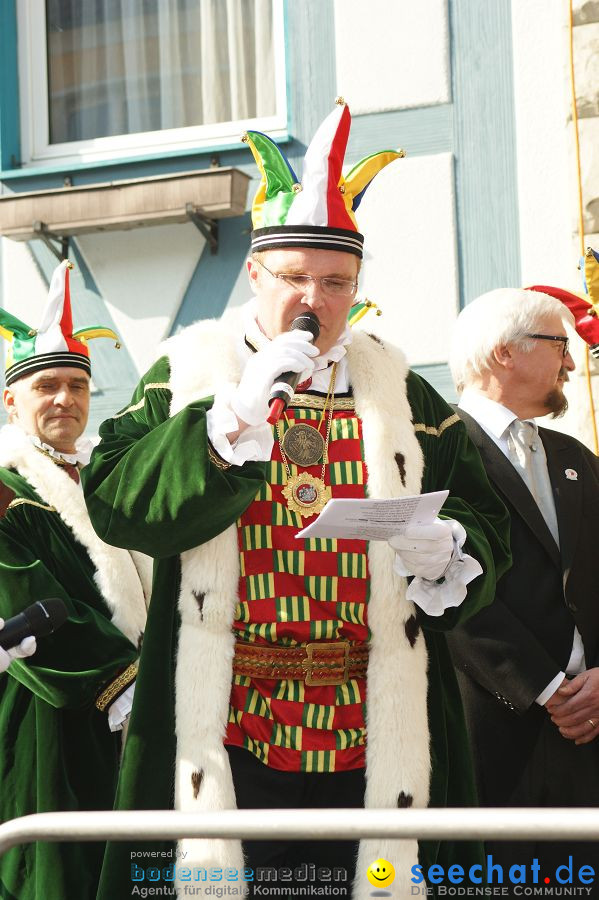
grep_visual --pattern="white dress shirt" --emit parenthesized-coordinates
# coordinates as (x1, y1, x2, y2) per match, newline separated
(459, 389, 585, 704)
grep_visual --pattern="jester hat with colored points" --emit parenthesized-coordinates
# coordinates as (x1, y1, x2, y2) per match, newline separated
(243, 98, 405, 258)
(527, 247, 599, 359)
(0, 259, 120, 386)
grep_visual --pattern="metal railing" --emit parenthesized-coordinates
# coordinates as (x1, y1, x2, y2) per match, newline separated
(1, 807, 599, 856)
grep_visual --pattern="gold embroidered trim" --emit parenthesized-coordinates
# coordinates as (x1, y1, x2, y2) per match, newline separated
(290, 394, 355, 411)
(32, 446, 81, 474)
(113, 398, 145, 419)
(112, 383, 171, 419)
(95, 660, 139, 712)
(7, 498, 57, 513)
(413, 413, 460, 437)
(208, 441, 232, 471)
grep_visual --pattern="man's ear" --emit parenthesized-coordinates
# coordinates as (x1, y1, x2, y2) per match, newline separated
(247, 257, 259, 294)
(492, 343, 514, 370)
(3, 388, 16, 418)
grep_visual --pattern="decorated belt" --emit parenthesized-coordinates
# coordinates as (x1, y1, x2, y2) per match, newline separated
(232, 640, 369, 686)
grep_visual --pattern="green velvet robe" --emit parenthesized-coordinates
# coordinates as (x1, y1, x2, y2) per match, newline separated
(82, 321, 511, 899)
(0, 428, 147, 900)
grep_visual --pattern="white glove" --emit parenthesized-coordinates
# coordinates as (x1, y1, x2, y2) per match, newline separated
(389, 519, 455, 581)
(0, 618, 36, 673)
(231, 330, 319, 427)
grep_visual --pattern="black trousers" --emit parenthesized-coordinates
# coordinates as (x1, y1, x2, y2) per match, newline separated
(226, 745, 365, 897)
(484, 716, 599, 898)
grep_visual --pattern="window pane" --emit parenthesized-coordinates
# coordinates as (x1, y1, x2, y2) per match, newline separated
(46, 0, 277, 144)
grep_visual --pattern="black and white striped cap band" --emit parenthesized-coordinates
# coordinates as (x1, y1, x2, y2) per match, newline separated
(251, 226, 364, 258)
(5, 352, 91, 386)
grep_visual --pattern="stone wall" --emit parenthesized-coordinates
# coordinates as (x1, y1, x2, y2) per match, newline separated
(554, 1, 599, 449)
(574, 0, 599, 241)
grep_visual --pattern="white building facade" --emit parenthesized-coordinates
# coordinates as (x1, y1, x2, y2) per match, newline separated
(0, 0, 597, 443)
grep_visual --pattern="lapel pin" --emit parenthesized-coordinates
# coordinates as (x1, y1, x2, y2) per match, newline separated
(564, 468, 578, 481)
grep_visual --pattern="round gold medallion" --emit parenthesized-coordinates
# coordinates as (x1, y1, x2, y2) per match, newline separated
(282, 473, 331, 518)
(281, 422, 325, 467)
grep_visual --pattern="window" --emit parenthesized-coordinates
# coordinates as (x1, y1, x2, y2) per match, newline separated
(17, 0, 287, 167)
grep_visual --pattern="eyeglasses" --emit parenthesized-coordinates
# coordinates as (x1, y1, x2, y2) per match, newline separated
(254, 257, 358, 298)
(525, 333, 570, 358)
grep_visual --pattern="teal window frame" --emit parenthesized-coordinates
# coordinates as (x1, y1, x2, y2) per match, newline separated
(1, 0, 291, 182)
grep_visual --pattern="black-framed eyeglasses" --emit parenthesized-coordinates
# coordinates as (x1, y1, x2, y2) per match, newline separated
(254, 257, 358, 298)
(525, 333, 570, 358)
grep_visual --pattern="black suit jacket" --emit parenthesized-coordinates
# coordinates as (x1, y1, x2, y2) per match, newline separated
(447, 409, 599, 800)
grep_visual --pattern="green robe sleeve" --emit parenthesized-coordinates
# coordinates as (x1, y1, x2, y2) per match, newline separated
(402, 375, 512, 857)
(82, 357, 267, 559)
(407, 371, 512, 632)
(0, 506, 138, 710)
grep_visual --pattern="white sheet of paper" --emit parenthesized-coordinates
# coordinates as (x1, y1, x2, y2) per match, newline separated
(295, 490, 449, 541)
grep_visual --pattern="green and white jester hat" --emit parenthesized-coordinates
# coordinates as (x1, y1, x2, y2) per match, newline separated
(0, 259, 120, 386)
(243, 97, 405, 259)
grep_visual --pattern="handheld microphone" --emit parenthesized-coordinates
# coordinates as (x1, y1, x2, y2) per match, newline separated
(0, 598, 68, 651)
(267, 312, 320, 425)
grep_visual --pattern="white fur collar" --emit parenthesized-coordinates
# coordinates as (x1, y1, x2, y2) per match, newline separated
(0, 424, 147, 646)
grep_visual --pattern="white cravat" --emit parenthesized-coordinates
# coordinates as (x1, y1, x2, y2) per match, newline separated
(506, 419, 560, 547)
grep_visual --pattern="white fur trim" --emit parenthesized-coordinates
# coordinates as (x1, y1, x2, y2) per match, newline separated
(162, 308, 244, 417)
(0, 425, 146, 646)
(174, 536, 246, 889)
(163, 324, 430, 897)
(129, 550, 154, 608)
(165, 319, 248, 894)
(349, 334, 429, 899)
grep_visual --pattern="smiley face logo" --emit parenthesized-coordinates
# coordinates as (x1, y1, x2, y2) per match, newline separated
(367, 858, 395, 888)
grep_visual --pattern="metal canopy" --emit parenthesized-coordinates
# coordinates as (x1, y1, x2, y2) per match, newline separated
(0, 167, 250, 259)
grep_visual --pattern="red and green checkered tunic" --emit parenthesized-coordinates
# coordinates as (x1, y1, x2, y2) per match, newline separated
(225, 401, 370, 773)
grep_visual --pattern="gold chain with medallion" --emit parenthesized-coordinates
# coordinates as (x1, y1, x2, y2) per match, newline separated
(276, 363, 337, 518)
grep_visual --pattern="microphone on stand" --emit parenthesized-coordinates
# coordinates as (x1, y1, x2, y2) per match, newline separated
(0, 598, 68, 651)
(266, 312, 320, 425)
